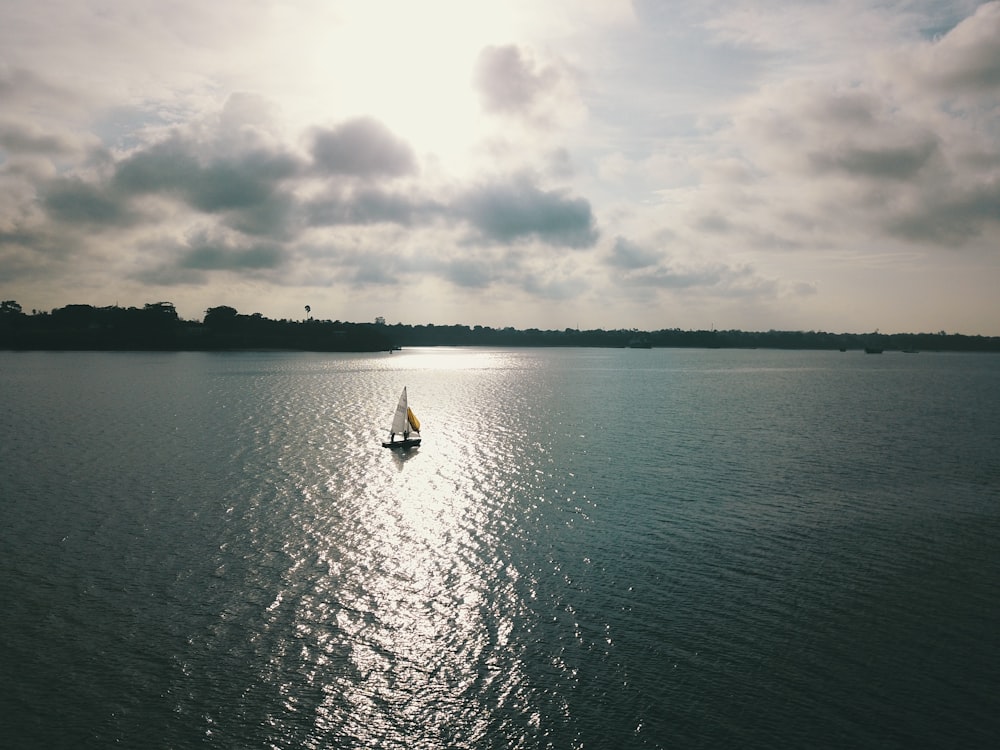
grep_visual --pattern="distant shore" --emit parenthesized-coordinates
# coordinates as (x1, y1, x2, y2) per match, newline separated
(2, 301, 999, 352)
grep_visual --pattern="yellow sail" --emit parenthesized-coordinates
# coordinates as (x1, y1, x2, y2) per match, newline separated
(407, 407, 420, 432)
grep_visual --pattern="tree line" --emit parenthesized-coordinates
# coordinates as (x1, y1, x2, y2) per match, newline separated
(2, 300, 998, 352)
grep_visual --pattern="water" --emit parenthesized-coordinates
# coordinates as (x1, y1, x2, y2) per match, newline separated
(2, 348, 998, 748)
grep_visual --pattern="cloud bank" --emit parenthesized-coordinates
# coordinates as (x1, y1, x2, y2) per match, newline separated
(1, 0, 998, 333)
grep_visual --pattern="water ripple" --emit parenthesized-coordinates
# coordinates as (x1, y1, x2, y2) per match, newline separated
(3, 349, 999, 748)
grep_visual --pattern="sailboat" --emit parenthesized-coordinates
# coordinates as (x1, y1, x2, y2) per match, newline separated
(382, 387, 421, 449)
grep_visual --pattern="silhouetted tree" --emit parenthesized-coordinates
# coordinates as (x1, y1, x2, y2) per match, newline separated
(4, 300, 1000, 352)
(204, 306, 239, 328)
(142, 302, 179, 331)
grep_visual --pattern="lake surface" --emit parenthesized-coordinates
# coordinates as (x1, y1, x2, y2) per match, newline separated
(2, 347, 998, 748)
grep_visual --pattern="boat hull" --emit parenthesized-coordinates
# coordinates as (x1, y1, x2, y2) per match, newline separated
(382, 438, 421, 449)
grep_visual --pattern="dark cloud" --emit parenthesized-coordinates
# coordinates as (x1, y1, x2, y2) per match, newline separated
(306, 187, 437, 227)
(9, 95, 611, 299)
(180, 241, 284, 271)
(0, 121, 78, 157)
(455, 174, 598, 248)
(110, 134, 302, 239)
(0, 226, 65, 281)
(189, 162, 279, 212)
(349, 259, 399, 286)
(733, 72, 999, 252)
(227, 193, 299, 239)
(606, 237, 660, 269)
(695, 213, 733, 233)
(114, 137, 300, 212)
(195, 148, 300, 211)
(810, 137, 939, 180)
(745, 85, 944, 186)
(810, 91, 879, 127)
(42, 177, 134, 227)
(474, 45, 559, 114)
(307, 174, 598, 250)
(113, 138, 199, 193)
(308, 170, 599, 248)
(134, 233, 287, 287)
(310, 118, 416, 178)
(15, 94, 606, 296)
(886, 179, 1000, 243)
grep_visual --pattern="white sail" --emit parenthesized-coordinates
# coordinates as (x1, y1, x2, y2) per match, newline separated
(384, 387, 421, 447)
(390, 387, 410, 435)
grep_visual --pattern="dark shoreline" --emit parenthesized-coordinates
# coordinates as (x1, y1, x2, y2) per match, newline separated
(2, 301, 999, 352)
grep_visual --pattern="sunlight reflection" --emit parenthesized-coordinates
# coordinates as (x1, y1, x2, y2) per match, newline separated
(377, 347, 530, 372)
(252, 348, 578, 746)
(299, 429, 528, 744)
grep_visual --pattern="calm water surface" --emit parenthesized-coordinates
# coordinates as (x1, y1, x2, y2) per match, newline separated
(2, 348, 998, 748)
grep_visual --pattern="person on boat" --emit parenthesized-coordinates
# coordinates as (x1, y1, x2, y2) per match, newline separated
(390, 431, 395, 442)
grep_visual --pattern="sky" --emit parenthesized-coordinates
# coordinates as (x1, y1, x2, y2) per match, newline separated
(1, 0, 999, 334)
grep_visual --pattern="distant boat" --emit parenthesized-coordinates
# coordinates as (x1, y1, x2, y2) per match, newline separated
(864, 347, 884, 354)
(382, 387, 421, 449)
(627, 337, 652, 349)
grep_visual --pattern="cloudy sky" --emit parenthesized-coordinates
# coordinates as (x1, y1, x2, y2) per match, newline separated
(2, 1, 999, 334)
